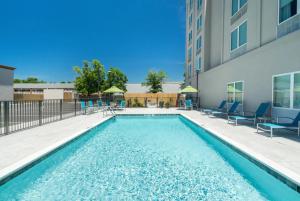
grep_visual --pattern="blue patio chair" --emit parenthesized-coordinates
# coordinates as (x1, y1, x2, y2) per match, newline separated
(185, 99, 192, 110)
(211, 101, 240, 117)
(80, 101, 88, 114)
(119, 100, 126, 110)
(257, 112, 300, 138)
(228, 102, 271, 126)
(202, 100, 227, 114)
(106, 100, 110, 106)
(88, 100, 97, 112)
(97, 100, 104, 111)
(97, 100, 102, 107)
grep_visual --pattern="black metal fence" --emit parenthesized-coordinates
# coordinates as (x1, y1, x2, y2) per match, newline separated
(0, 99, 82, 135)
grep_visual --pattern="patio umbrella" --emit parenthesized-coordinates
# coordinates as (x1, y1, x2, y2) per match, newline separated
(179, 85, 198, 93)
(103, 86, 124, 93)
(103, 86, 125, 105)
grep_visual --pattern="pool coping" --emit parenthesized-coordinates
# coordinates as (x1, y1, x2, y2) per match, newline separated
(180, 113, 300, 193)
(0, 116, 114, 184)
(0, 113, 299, 194)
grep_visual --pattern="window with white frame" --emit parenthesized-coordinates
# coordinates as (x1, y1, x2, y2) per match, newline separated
(273, 72, 300, 109)
(197, 0, 202, 11)
(188, 48, 192, 62)
(294, 73, 300, 108)
(196, 36, 202, 51)
(189, 0, 193, 12)
(188, 64, 192, 78)
(196, 15, 202, 31)
(227, 81, 244, 103)
(188, 30, 193, 43)
(279, 0, 299, 23)
(189, 13, 193, 28)
(196, 56, 201, 71)
(232, 0, 248, 16)
(231, 21, 247, 51)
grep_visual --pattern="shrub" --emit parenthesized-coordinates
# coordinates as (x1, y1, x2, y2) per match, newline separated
(165, 102, 170, 108)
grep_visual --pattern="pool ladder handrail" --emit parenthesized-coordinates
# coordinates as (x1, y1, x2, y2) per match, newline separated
(103, 106, 116, 117)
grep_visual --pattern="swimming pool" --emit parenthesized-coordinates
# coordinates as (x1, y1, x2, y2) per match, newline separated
(0, 115, 299, 200)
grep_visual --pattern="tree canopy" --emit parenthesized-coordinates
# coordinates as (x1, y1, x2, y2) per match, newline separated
(14, 77, 46, 83)
(106, 67, 128, 92)
(142, 70, 167, 93)
(73, 60, 127, 96)
(73, 59, 105, 96)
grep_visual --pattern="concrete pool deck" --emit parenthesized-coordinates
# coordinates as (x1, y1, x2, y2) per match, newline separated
(0, 108, 300, 188)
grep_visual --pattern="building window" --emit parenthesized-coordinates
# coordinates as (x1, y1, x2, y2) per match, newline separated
(279, 0, 298, 23)
(188, 64, 192, 78)
(197, 0, 202, 11)
(188, 31, 193, 44)
(232, 0, 248, 16)
(197, 15, 202, 31)
(273, 74, 291, 108)
(189, 14, 193, 28)
(196, 56, 201, 71)
(227, 81, 244, 103)
(231, 29, 238, 50)
(294, 73, 300, 108)
(273, 72, 300, 109)
(231, 21, 247, 51)
(196, 36, 202, 50)
(189, 0, 193, 12)
(188, 48, 192, 62)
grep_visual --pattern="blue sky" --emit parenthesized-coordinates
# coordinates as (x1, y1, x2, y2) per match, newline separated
(0, 0, 186, 83)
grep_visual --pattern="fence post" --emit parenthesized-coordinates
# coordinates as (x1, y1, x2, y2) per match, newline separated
(60, 100, 63, 120)
(74, 99, 77, 116)
(39, 101, 42, 126)
(4, 101, 9, 134)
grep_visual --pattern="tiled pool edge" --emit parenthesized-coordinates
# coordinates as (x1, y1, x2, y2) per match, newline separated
(180, 114, 300, 193)
(0, 116, 114, 185)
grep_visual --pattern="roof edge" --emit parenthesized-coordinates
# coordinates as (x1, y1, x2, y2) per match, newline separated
(0, 65, 16, 70)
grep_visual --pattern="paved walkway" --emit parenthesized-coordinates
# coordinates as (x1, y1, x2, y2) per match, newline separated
(0, 108, 300, 185)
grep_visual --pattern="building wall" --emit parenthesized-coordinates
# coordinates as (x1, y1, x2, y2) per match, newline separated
(186, 0, 300, 117)
(198, 30, 300, 116)
(0, 68, 14, 101)
(44, 89, 64, 100)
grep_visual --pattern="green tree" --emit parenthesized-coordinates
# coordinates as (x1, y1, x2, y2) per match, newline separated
(73, 59, 105, 96)
(142, 70, 167, 93)
(106, 67, 128, 91)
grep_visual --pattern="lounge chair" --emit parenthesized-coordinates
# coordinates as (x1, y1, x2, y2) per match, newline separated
(257, 112, 300, 138)
(97, 100, 104, 111)
(80, 101, 87, 114)
(185, 99, 192, 110)
(211, 101, 240, 117)
(202, 100, 227, 114)
(88, 100, 97, 112)
(228, 102, 271, 126)
(119, 100, 126, 110)
(178, 100, 185, 109)
(114, 100, 126, 110)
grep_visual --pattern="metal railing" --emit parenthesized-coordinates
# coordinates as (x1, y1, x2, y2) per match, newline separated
(0, 99, 82, 135)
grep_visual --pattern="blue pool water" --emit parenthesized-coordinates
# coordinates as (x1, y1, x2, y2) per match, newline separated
(0, 115, 299, 200)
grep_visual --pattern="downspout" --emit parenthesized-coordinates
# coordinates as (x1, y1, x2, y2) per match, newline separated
(221, 0, 226, 64)
(259, 0, 263, 47)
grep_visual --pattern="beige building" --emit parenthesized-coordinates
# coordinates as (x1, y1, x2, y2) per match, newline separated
(14, 83, 76, 100)
(185, 0, 300, 117)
